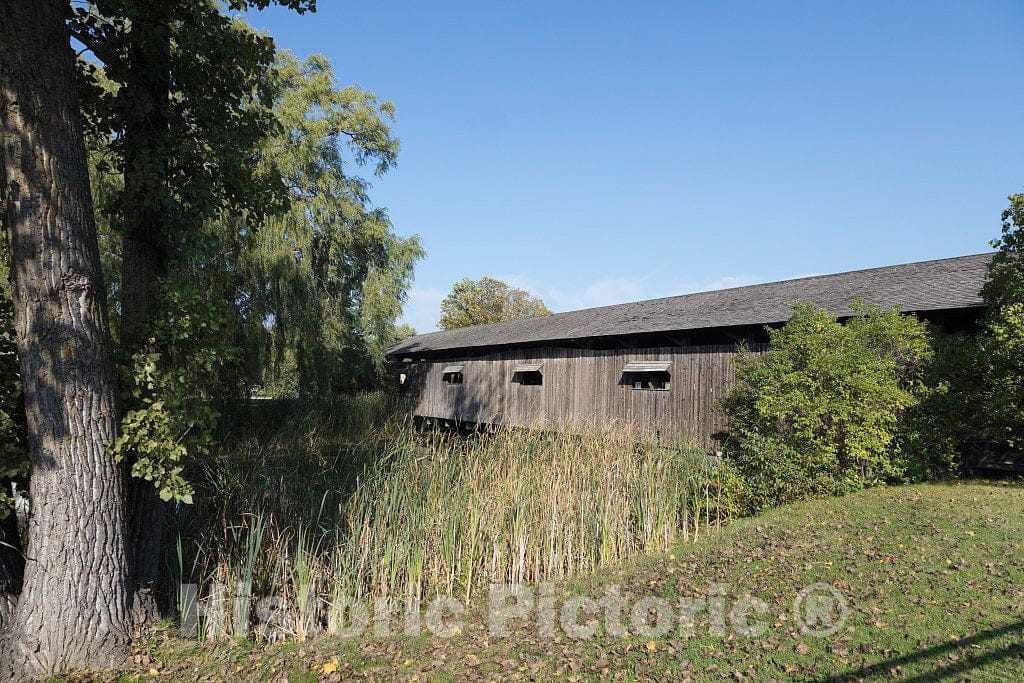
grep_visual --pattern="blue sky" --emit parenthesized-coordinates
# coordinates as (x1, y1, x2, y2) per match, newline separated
(244, 1, 1023, 333)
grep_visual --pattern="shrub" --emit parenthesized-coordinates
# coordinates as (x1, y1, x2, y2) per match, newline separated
(716, 302, 934, 506)
(722, 428, 847, 513)
(898, 331, 987, 476)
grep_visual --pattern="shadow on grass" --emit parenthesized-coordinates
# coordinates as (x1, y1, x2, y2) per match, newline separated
(828, 619, 1024, 682)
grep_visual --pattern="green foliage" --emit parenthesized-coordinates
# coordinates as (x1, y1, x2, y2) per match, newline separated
(709, 456, 750, 520)
(392, 323, 417, 343)
(983, 193, 1024, 310)
(898, 331, 987, 475)
(0, 239, 27, 515)
(716, 303, 935, 510)
(206, 52, 423, 396)
(79, 5, 423, 498)
(439, 276, 552, 330)
(718, 429, 845, 514)
(111, 283, 242, 503)
(982, 193, 1024, 447)
(74, 1, 305, 240)
(0, 297, 22, 480)
(226, 0, 316, 10)
(986, 303, 1024, 446)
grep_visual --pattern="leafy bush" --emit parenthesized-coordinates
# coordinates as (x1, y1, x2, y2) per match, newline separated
(898, 332, 988, 475)
(716, 302, 935, 509)
(721, 428, 847, 514)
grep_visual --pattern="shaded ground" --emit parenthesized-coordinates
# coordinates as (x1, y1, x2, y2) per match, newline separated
(82, 481, 1023, 681)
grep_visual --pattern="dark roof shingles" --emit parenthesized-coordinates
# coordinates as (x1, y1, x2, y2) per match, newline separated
(390, 253, 991, 354)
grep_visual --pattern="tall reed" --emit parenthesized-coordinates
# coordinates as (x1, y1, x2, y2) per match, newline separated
(169, 394, 733, 639)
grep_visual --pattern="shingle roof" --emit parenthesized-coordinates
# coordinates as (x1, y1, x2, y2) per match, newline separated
(389, 253, 992, 355)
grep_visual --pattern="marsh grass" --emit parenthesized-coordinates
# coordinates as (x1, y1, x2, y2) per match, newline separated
(170, 393, 732, 640)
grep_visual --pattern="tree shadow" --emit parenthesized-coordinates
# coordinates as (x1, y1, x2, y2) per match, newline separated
(825, 619, 1024, 682)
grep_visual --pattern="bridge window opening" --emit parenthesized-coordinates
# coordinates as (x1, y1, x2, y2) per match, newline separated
(512, 362, 543, 386)
(441, 364, 464, 385)
(622, 360, 672, 391)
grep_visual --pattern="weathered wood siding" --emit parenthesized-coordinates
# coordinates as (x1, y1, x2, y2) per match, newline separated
(402, 344, 767, 446)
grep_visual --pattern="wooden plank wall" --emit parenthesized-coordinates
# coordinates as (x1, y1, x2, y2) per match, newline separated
(402, 344, 768, 447)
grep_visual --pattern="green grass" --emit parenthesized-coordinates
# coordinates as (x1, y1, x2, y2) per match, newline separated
(124, 480, 1023, 681)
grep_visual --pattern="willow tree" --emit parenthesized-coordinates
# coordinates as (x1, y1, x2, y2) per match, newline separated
(0, 0, 131, 675)
(204, 53, 423, 397)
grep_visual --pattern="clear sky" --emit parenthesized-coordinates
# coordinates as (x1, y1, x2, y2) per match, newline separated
(244, 1, 1023, 334)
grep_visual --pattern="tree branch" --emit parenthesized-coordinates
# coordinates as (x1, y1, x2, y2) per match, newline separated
(67, 26, 116, 68)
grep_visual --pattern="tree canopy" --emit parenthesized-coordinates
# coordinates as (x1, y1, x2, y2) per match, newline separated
(439, 276, 551, 330)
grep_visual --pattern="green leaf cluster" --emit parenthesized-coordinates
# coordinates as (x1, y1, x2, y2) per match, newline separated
(897, 331, 986, 474)
(74, 1, 299, 239)
(716, 302, 937, 512)
(75, 3, 424, 497)
(110, 282, 242, 504)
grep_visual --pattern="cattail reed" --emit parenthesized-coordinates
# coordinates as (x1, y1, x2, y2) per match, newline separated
(171, 393, 735, 640)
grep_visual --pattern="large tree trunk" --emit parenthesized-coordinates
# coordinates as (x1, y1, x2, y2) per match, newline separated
(126, 481, 166, 627)
(122, 230, 169, 628)
(119, 1, 172, 353)
(119, 4, 173, 628)
(0, 0, 132, 677)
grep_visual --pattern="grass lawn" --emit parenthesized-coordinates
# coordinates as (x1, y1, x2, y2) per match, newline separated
(121, 481, 1023, 682)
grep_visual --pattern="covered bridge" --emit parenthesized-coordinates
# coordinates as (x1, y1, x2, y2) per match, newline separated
(387, 253, 991, 445)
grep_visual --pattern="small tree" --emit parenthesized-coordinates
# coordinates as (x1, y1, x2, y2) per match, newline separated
(716, 303, 934, 512)
(392, 323, 417, 343)
(439, 277, 551, 330)
(982, 193, 1024, 447)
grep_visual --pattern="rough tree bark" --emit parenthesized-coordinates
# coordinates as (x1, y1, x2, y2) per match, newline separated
(119, 3, 173, 628)
(0, 0, 132, 677)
